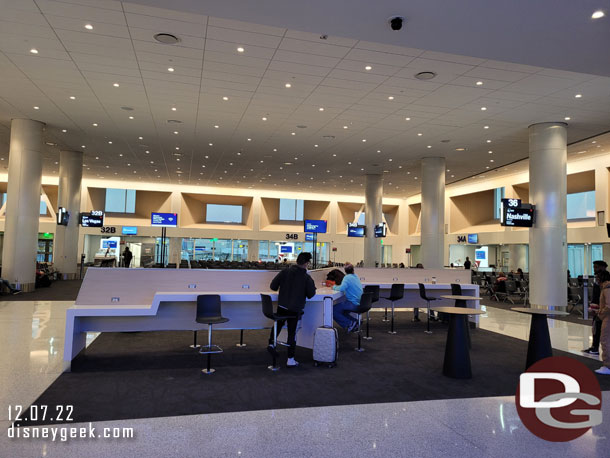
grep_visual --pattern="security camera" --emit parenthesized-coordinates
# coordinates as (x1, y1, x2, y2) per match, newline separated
(388, 16, 405, 31)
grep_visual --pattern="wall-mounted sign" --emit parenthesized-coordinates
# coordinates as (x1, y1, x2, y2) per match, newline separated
(151, 212, 178, 227)
(285, 233, 298, 240)
(347, 224, 366, 237)
(374, 223, 387, 238)
(280, 245, 293, 253)
(500, 198, 535, 227)
(468, 234, 478, 244)
(101, 226, 116, 234)
(305, 233, 314, 241)
(122, 226, 138, 235)
(57, 207, 69, 226)
(457, 235, 466, 243)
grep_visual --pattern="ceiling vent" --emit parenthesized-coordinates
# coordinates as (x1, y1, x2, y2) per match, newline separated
(414, 71, 437, 80)
(167, 119, 182, 124)
(120, 106, 134, 111)
(154, 33, 180, 44)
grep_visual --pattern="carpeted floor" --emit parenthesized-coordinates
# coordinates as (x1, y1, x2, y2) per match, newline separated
(17, 312, 610, 427)
(0, 279, 82, 302)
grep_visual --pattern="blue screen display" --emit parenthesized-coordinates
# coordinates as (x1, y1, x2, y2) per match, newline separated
(347, 225, 365, 237)
(102, 240, 118, 248)
(304, 219, 327, 233)
(151, 212, 178, 227)
(122, 226, 138, 235)
(467, 234, 478, 244)
(305, 233, 314, 241)
(475, 250, 486, 260)
(280, 245, 293, 253)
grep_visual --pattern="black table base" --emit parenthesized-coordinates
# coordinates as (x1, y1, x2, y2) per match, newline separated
(443, 314, 472, 379)
(525, 314, 553, 369)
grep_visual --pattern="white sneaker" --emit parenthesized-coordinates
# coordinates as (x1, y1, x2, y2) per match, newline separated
(594, 366, 610, 375)
(286, 358, 299, 368)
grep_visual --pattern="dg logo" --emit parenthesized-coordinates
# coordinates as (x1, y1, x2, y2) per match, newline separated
(516, 356, 603, 441)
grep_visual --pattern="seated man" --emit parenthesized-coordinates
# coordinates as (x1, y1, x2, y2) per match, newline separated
(332, 263, 363, 332)
(0, 278, 21, 295)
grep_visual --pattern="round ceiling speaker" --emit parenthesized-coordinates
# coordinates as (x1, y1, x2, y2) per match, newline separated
(153, 33, 180, 44)
(414, 71, 437, 80)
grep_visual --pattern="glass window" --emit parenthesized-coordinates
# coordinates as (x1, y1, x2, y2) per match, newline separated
(567, 191, 595, 220)
(40, 199, 47, 215)
(355, 212, 365, 225)
(279, 199, 304, 221)
(206, 204, 242, 223)
(105, 188, 136, 213)
(493, 187, 505, 219)
(0, 193, 7, 207)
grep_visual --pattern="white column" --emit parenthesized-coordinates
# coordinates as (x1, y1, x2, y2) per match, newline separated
(421, 157, 445, 269)
(248, 240, 259, 261)
(54, 150, 83, 279)
(2, 119, 45, 291)
(364, 174, 383, 267)
(529, 122, 568, 308)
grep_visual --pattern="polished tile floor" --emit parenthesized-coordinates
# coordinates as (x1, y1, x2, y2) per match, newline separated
(0, 299, 607, 457)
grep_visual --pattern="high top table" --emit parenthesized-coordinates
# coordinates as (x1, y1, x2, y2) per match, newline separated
(431, 306, 484, 379)
(440, 295, 482, 348)
(511, 307, 569, 369)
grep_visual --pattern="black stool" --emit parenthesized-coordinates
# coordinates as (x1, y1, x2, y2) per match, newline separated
(353, 292, 373, 351)
(196, 294, 229, 375)
(451, 283, 471, 348)
(362, 285, 379, 340)
(382, 284, 404, 334)
(261, 294, 299, 371)
(418, 283, 437, 334)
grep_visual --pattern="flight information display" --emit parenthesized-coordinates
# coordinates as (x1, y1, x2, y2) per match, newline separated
(304, 219, 327, 233)
(80, 210, 104, 227)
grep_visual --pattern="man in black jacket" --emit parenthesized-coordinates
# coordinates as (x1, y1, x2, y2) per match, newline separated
(268, 252, 316, 367)
(583, 260, 608, 355)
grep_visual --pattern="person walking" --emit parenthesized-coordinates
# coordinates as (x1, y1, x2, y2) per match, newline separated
(464, 257, 472, 270)
(123, 246, 133, 268)
(594, 270, 610, 375)
(583, 260, 608, 355)
(268, 252, 316, 367)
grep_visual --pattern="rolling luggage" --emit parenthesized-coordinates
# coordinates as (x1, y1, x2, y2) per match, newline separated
(313, 326, 338, 367)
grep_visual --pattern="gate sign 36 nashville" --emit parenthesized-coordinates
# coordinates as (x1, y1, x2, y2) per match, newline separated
(500, 198, 536, 227)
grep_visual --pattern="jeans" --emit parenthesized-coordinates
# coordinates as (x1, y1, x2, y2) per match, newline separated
(333, 300, 359, 329)
(592, 315, 602, 350)
(268, 306, 300, 358)
(0, 279, 16, 293)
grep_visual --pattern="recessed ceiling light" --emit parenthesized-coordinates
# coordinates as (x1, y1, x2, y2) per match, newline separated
(486, 166, 490, 169)
(490, 159, 494, 163)
(208, 143, 213, 146)
(113, 83, 120, 87)
(481, 107, 487, 111)
(388, 96, 394, 100)
(167, 67, 175, 72)
(262, 117, 267, 121)
(455, 148, 466, 151)
(33, 106, 39, 110)
(291, 132, 296, 136)
(81, 145, 86, 148)
(285, 83, 291, 88)
(427, 145, 432, 148)
(451, 174, 454, 178)
(153, 33, 180, 44)
(365, 65, 372, 71)
(343, 125, 348, 129)
(319, 107, 324, 111)
(414, 71, 437, 80)
(171, 107, 177, 111)
(476, 81, 483, 86)
(108, 141, 112, 144)
(30, 48, 39, 54)
(405, 117, 411, 121)
(314, 144, 319, 147)
(575, 94, 582, 98)
(84, 24, 93, 30)
(128, 116, 134, 119)
(222, 96, 228, 101)
(592, 10, 605, 19)
(92, 123, 98, 127)
(62, 129, 67, 133)
(417, 133, 423, 136)
(488, 150, 493, 154)
(486, 139, 492, 143)
(362, 139, 366, 142)
(237, 46, 245, 53)
(564, 116, 571, 121)
(173, 131, 179, 135)
(214, 125, 219, 128)
(69, 96, 76, 100)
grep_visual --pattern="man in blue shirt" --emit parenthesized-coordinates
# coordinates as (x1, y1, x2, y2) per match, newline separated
(332, 263, 363, 332)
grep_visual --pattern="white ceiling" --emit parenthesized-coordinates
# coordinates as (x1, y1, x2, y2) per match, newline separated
(0, 0, 609, 197)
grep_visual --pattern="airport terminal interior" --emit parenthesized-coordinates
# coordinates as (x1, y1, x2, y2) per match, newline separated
(1, 1, 610, 456)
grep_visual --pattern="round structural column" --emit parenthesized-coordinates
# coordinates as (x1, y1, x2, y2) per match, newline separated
(2, 119, 45, 291)
(54, 150, 83, 278)
(364, 174, 383, 267)
(421, 157, 446, 269)
(528, 122, 568, 308)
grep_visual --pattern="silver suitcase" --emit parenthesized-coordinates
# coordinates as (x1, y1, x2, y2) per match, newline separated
(313, 326, 338, 367)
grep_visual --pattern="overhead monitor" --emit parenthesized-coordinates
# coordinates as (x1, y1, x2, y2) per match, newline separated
(347, 224, 366, 237)
(280, 245, 293, 254)
(374, 223, 387, 238)
(304, 219, 327, 233)
(102, 240, 118, 249)
(502, 206, 535, 227)
(57, 207, 69, 226)
(151, 212, 178, 227)
(467, 233, 478, 244)
(80, 211, 104, 227)
(122, 226, 138, 235)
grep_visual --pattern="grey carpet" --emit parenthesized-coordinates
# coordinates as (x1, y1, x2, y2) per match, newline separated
(0, 280, 82, 302)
